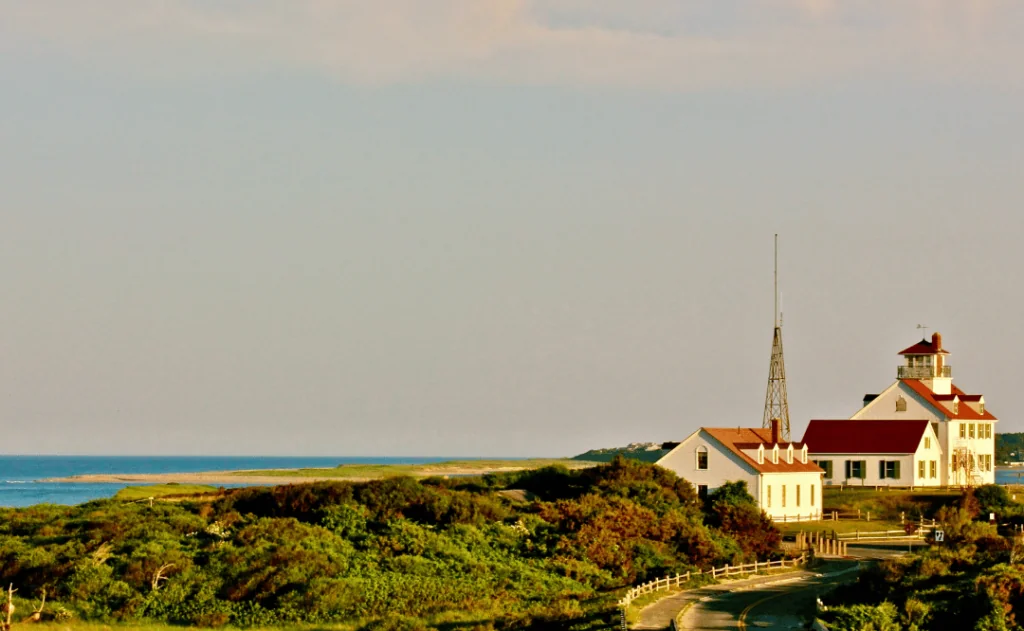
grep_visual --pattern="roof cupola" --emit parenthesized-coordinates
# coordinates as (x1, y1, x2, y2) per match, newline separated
(898, 330, 952, 394)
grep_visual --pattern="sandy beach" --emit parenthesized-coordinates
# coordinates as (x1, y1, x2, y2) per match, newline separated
(43, 460, 591, 486)
(43, 471, 350, 485)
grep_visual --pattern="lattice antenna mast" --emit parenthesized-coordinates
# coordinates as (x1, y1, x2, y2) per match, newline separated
(762, 234, 791, 441)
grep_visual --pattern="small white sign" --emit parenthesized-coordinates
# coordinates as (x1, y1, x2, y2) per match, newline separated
(934, 530, 945, 542)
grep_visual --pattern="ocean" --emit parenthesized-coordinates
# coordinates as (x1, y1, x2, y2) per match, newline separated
(0, 455, 454, 508)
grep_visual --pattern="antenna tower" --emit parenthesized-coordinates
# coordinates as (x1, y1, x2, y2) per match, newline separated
(762, 234, 791, 441)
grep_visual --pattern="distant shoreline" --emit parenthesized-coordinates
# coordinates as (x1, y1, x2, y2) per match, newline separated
(43, 470, 344, 485)
(43, 458, 597, 485)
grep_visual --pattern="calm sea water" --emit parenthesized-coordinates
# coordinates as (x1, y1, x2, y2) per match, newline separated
(997, 468, 1024, 485)
(0, 456, 456, 508)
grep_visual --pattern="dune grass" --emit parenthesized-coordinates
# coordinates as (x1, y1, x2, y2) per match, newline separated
(232, 458, 597, 479)
(25, 624, 355, 631)
(114, 484, 220, 501)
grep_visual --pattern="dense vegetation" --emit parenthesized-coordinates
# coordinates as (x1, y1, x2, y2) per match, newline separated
(571, 444, 668, 464)
(0, 459, 782, 630)
(822, 485, 1024, 631)
(998, 433, 1024, 464)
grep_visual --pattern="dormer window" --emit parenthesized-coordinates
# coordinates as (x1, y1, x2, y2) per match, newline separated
(696, 445, 708, 470)
(772, 445, 779, 464)
(953, 397, 960, 415)
(980, 402, 985, 415)
(786, 444, 794, 464)
(758, 444, 765, 465)
(801, 445, 808, 464)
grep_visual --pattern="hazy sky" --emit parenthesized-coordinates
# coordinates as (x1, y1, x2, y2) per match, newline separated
(1, 1, 1023, 456)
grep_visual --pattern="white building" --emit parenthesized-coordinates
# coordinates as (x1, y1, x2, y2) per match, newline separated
(801, 419, 943, 487)
(850, 332, 997, 486)
(657, 420, 824, 521)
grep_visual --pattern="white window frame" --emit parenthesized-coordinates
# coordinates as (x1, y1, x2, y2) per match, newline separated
(696, 446, 709, 471)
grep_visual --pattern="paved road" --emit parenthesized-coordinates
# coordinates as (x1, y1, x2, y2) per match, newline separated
(677, 561, 861, 630)
(634, 568, 823, 630)
(636, 544, 925, 630)
(679, 561, 864, 631)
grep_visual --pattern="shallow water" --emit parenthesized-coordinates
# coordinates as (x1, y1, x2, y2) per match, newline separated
(0, 455, 456, 507)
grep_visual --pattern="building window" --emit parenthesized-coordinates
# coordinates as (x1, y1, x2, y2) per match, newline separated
(697, 485, 708, 501)
(813, 460, 833, 479)
(696, 446, 708, 470)
(879, 460, 901, 479)
(932, 422, 939, 440)
(953, 400, 960, 415)
(930, 461, 937, 478)
(782, 485, 786, 507)
(925, 437, 931, 449)
(918, 461, 926, 478)
(846, 460, 866, 479)
(983, 424, 992, 439)
(969, 424, 976, 439)
(896, 396, 907, 412)
(959, 424, 966, 439)
(767, 485, 772, 508)
(811, 485, 815, 506)
(758, 445, 765, 464)
(980, 402, 985, 415)
(796, 485, 801, 507)
(981, 454, 992, 472)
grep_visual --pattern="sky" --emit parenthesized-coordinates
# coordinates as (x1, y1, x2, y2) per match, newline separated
(1, 1, 1023, 457)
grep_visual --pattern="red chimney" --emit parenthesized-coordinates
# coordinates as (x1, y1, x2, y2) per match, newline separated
(933, 332, 945, 375)
(771, 418, 780, 444)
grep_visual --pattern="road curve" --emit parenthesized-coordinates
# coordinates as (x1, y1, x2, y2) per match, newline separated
(677, 561, 862, 631)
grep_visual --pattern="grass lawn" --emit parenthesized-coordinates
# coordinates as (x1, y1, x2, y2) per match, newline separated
(233, 458, 598, 479)
(823, 486, 964, 520)
(114, 484, 221, 501)
(777, 519, 903, 536)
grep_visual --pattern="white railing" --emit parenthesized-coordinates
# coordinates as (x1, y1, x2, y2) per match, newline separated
(898, 365, 952, 379)
(618, 554, 806, 609)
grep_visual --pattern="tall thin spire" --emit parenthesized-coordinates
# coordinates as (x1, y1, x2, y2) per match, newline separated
(763, 234, 791, 441)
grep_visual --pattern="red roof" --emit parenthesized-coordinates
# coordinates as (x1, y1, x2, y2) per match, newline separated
(801, 420, 932, 454)
(902, 380, 997, 420)
(898, 339, 949, 355)
(701, 427, 823, 474)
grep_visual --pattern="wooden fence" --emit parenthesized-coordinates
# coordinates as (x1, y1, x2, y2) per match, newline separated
(835, 528, 926, 541)
(771, 513, 823, 523)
